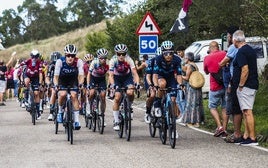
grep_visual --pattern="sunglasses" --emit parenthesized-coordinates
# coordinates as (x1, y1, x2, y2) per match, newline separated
(163, 51, 174, 56)
(66, 54, 76, 58)
(99, 57, 107, 60)
(117, 53, 126, 56)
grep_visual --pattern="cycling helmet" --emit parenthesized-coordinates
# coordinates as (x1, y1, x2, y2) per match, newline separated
(30, 49, 40, 58)
(96, 48, 108, 59)
(50, 51, 61, 62)
(161, 40, 174, 51)
(64, 44, 77, 55)
(40, 54, 44, 61)
(156, 47, 162, 56)
(114, 44, 128, 53)
(84, 53, 94, 62)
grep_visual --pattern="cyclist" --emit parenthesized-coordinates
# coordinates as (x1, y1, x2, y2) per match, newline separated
(109, 44, 140, 131)
(80, 53, 94, 115)
(39, 54, 47, 114)
(21, 50, 43, 119)
(87, 49, 109, 117)
(153, 41, 183, 121)
(54, 44, 84, 130)
(46, 51, 61, 121)
(144, 47, 162, 123)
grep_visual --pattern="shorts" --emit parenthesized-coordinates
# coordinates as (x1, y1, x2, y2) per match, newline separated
(114, 73, 134, 91)
(237, 87, 257, 110)
(208, 88, 226, 109)
(6, 79, 15, 89)
(158, 74, 178, 97)
(89, 76, 107, 90)
(59, 76, 78, 88)
(228, 85, 242, 115)
(0, 80, 6, 93)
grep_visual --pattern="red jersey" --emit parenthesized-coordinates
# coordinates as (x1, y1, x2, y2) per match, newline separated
(21, 58, 43, 78)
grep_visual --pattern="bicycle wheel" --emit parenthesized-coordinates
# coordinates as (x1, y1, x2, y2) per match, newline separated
(149, 107, 156, 137)
(54, 101, 59, 134)
(67, 100, 73, 145)
(124, 99, 131, 141)
(97, 97, 105, 134)
(29, 92, 36, 125)
(168, 102, 177, 149)
(91, 98, 97, 132)
(118, 112, 124, 138)
(159, 115, 167, 145)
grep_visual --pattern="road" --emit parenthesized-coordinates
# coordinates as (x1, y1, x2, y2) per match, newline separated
(0, 99, 268, 168)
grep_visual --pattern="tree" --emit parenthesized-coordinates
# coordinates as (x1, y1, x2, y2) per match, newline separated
(0, 9, 24, 46)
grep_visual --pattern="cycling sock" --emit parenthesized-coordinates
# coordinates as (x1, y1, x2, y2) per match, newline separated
(73, 111, 79, 122)
(39, 99, 43, 110)
(113, 111, 119, 123)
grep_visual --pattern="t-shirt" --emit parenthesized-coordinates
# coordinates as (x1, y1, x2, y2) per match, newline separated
(227, 44, 238, 77)
(232, 44, 259, 90)
(0, 65, 7, 81)
(204, 50, 226, 91)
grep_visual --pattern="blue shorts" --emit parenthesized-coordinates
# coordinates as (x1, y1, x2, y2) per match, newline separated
(158, 74, 178, 97)
(90, 76, 107, 90)
(208, 88, 226, 109)
(114, 73, 134, 91)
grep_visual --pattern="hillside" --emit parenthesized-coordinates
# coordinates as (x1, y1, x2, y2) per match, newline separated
(0, 19, 109, 64)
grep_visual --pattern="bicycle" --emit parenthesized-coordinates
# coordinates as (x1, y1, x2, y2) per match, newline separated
(87, 86, 105, 134)
(117, 87, 139, 141)
(25, 83, 39, 125)
(56, 86, 77, 145)
(156, 87, 179, 149)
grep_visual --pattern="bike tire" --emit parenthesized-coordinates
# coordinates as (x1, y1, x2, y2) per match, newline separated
(159, 116, 167, 145)
(30, 93, 36, 125)
(124, 99, 131, 141)
(118, 113, 124, 138)
(91, 98, 97, 132)
(168, 102, 177, 149)
(149, 107, 156, 137)
(67, 100, 73, 145)
(54, 101, 59, 134)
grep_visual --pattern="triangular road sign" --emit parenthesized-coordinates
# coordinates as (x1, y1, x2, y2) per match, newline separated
(136, 12, 161, 35)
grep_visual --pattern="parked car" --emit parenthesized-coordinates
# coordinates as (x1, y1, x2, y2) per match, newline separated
(185, 37, 268, 96)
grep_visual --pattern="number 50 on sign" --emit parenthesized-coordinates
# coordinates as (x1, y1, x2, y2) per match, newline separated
(139, 35, 158, 54)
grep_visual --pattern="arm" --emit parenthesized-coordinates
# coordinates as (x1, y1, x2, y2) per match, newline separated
(6, 53, 16, 67)
(77, 59, 85, 86)
(182, 65, 192, 81)
(131, 68, 140, 84)
(219, 56, 230, 67)
(239, 65, 249, 87)
(136, 62, 146, 71)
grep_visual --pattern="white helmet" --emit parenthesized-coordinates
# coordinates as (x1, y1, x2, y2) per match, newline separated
(96, 48, 108, 58)
(114, 44, 128, 53)
(64, 44, 77, 55)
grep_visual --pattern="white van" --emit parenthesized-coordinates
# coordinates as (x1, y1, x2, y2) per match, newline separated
(185, 37, 268, 96)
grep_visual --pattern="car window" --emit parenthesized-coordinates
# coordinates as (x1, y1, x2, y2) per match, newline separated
(247, 41, 264, 59)
(197, 45, 209, 61)
(185, 43, 201, 54)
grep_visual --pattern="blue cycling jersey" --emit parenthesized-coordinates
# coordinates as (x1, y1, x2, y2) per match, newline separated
(153, 54, 182, 77)
(59, 57, 78, 77)
(146, 57, 156, 75)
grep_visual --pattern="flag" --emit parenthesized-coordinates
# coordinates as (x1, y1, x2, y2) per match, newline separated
(170, 0, 192, 34)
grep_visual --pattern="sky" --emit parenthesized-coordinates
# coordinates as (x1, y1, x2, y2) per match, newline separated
(0, 0, 144, 15)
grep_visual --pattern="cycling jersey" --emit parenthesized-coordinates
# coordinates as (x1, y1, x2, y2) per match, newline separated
(146, 57, 156, 75)
(47, 62, 56, 83)
(89, 58, 109, 77)
(21, 58, 43, 78)
(109, 55, 135, 76)
(54, 57, 84, 87)
(153, 54, 182, 77)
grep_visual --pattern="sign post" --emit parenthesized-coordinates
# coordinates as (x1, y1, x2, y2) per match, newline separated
(136, 12, 161, 60)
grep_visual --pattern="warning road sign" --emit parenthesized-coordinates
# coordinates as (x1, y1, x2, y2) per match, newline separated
(136, 12, 161, 35)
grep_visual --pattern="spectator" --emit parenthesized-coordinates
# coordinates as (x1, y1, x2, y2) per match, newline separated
(0, 54, 15, 106)
(219, 26, 244, 143)
(5, 66, 15, 99)
(182, 52, 204, 127)
(232, 30, 259, 146)
(13, 60, 21, 99)
(204, 41, 228, 137)
(175, 46, 186, 122)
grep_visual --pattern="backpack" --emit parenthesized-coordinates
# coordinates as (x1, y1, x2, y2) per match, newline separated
(189, 64, 205, 89)
(210, 67, 223, 85)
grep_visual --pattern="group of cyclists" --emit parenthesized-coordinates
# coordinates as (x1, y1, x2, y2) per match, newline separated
(16, 40, 184, 134)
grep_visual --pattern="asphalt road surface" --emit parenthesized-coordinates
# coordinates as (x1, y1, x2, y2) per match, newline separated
(0, 99, 268, 168)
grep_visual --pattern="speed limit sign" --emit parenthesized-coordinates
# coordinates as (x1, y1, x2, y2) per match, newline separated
(139, 35, 158, 54)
